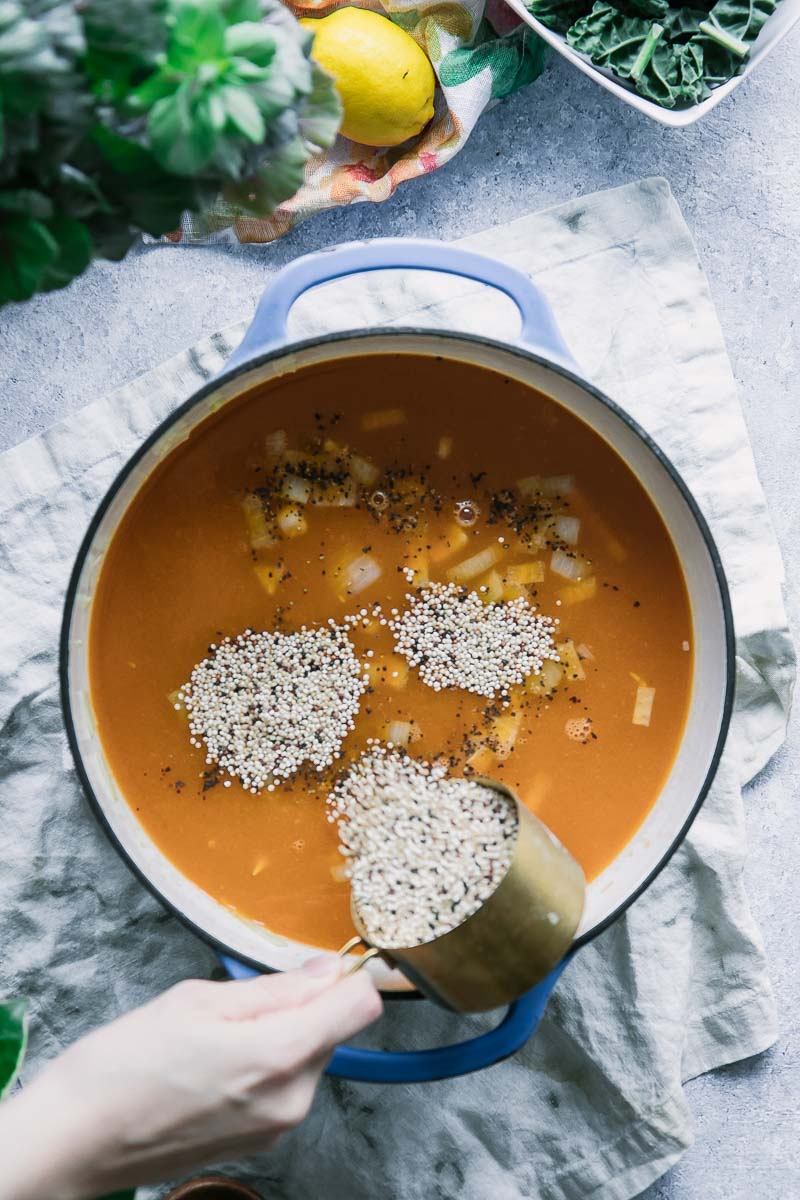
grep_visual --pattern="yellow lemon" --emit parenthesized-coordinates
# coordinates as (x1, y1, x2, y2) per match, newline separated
(301, 8, 435, 148)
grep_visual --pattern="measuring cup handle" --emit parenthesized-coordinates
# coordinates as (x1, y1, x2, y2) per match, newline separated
(219, 955, 571, 1083)
(221, 238, 577, 373)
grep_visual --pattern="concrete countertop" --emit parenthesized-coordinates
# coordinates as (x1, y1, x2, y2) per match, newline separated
(1, 30, 798, 1200)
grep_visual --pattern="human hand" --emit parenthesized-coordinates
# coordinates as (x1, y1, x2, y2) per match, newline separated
(0, 957, 381, 1200)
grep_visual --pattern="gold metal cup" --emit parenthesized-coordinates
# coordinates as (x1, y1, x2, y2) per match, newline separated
(343, 781, 586, 1012)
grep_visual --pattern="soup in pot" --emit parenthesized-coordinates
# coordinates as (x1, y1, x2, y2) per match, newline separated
(89, 353, 693, 950)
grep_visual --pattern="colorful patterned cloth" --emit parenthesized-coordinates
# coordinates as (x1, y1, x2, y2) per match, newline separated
(179, 0, 547, 243)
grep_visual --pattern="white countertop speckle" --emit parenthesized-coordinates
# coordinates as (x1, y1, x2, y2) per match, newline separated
(1, 38, 798, 1200)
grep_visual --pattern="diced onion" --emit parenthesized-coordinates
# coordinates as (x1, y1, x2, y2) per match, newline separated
(505, 561, 545, 586)
(479, 570, 505, 604)
(447, 544, 504, 584)
(516, 475, 542, 498)
(241, 494, 278, 550)
(558, 576, 597, 605)
(280, 474, 312, 504)
(554, 515, 581, 545)
(167, 688, 183, 711)
(251, 858, 267, 877)
(349, 454, 380, 486)
(265, 429, 287, 457)
(254, 562, 280, 595)
(527, 659, 563, 696)
(436, 435, 453, 460)
(342, 554, 382, 596)
(330, 861, 350, 883)
(466, 745, 496, 774)
(551, 550, 582, 580)
(517, 474, 574, 498)
(542, 474, 574, 497)
(557, 639, 586, 681)
(276, 505, 308, 538)
(385, 656, 409, 689)
(309, 481, 358, 507)
(386, 721, 412, 748)
(576, 643, 595, 661)
(493, 711, 521, 760)
(542, 660, 563, 689)
(361, 407, 406, 432)
(429, 525, 469, 563)
(632, 685, 656, 727)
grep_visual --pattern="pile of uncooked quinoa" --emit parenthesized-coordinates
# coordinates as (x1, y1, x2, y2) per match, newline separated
(389, 581, 559, 699)
(328, 748, 518, 948)
(179, 624, 367, 793)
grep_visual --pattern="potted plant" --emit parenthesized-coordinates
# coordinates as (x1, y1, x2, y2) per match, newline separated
(0, 0, 341, 307)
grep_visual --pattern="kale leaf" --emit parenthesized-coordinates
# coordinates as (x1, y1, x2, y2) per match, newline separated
(662, 7, 714, 39)
(566, 2, 709, 106)
(527, 0, 592, 34)
(537, 0, 780, 108)
(566, 4, 658, 75)
(615, 0, 671, 21)
(698, 0, 777, 56)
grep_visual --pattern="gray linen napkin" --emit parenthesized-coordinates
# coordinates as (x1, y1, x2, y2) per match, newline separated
(0, 177, 793, 1200)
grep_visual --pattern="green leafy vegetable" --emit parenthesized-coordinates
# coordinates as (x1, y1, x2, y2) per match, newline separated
(566, 2, 709, 105)
(698, 0, 776, 56)
(527, 0, 590, 34)
(0, 998, 28, 1100)
(630, 20, 665, 80)
(567, 4, 656, 75)
(616, 0, 670, 21)
(0, 0, 341, 306)
(662, 6, 714, 38)
(535, 0, 780, 107)
(690, 29, 741, 80)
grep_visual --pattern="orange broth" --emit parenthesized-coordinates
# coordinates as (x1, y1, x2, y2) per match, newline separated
(89, 354, 693, 950)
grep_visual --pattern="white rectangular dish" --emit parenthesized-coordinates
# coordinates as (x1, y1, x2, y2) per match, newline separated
(506, 0, 800, 126)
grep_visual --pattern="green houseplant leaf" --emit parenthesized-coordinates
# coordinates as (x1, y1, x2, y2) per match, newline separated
(0, 0, 341, 306)
(0, 998, 29, 1099)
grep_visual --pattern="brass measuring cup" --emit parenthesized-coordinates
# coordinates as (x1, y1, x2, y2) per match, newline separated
(338, 780, 586, 1013)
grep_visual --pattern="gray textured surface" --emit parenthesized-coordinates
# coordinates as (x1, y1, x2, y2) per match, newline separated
(1, 32, 799, 1199)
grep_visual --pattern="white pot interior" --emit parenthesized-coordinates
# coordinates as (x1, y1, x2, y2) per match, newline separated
(65, 332, 732, 991)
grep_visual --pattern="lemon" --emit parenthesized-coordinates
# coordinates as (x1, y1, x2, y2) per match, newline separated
(302, 8, 435, 148)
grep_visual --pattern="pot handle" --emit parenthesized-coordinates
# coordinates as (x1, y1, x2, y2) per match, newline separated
(222, 238, 576, 373)
(219, 954, 570, 1083)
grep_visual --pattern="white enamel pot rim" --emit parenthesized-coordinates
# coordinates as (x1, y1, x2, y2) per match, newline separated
(60, 326, 735, 998)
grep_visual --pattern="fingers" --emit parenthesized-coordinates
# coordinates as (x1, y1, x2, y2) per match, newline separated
(162, 956, 347, 1022)
(261, 971, 383, 1066)
(218, 957, 350, 1021)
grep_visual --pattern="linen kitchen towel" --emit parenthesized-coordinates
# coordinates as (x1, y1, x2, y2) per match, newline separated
(0, 177, 793, 1200)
